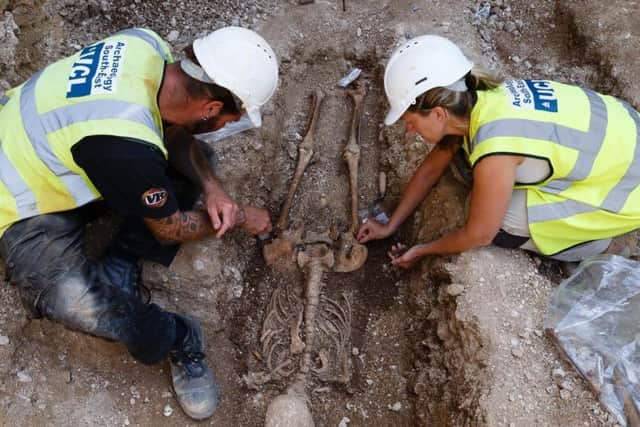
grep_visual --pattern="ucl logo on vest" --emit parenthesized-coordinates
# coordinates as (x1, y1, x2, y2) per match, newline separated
(504, 79, 558, 113)
(66, 40, 128, 98)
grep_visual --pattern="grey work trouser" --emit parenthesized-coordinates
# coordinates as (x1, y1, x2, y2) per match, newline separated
(0, 210, 177, 365)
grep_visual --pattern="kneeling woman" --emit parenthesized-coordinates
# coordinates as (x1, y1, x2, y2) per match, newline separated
(357, 35, 640, 268)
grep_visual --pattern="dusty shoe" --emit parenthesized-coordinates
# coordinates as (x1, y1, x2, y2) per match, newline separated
(170, 315, 219, 420)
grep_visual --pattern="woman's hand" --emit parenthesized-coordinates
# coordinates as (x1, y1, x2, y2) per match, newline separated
(357, 219, 393, 243)
(388, 242, 425, 269)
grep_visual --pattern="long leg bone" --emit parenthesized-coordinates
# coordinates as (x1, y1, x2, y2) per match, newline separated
(344, 84, 365, 233)
(277, 90, 325, 231)
(335, 84, 368, 273)
(264, 90, 324, 270)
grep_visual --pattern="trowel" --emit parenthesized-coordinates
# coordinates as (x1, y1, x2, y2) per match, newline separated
(359, 171, 389, 225)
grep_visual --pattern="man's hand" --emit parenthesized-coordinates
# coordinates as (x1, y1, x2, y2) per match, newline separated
(240, 206, 273, 235)
(357, 218, 393, 243)
(388, 242, 425, 269)
(205, 189, 240, 238)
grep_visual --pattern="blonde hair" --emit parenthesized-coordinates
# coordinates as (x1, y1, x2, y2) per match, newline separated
(408, 69, 502, 117)
(409, 69, 502, 150)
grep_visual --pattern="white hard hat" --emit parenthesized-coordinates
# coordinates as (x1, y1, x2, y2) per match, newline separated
(383, 35, 473, 125)
(191, 26, 279, 127)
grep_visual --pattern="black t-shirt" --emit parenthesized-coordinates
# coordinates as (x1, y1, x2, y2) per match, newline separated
(72, 135, 178, 219)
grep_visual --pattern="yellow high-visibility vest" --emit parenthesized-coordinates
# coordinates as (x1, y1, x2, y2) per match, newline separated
(464, 79, 640, 256)
(0, 28, 173, 238)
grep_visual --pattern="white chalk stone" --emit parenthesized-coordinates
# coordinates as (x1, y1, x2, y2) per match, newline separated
(446, 284, 465, 296)
(17, 371, 32, 383)
(163, 404, 173, 417)
(167, 30, 180, 42)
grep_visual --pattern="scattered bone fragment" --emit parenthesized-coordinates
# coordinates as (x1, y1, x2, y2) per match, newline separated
(378, 171, 386, 199)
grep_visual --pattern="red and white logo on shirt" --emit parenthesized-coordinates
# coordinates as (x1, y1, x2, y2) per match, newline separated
(142, 188, 168, 208)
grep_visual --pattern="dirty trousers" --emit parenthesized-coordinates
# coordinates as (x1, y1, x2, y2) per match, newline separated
(0, 210, 177, 365)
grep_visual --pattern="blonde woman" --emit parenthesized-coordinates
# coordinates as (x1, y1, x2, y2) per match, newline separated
(357, 35, 640, 268)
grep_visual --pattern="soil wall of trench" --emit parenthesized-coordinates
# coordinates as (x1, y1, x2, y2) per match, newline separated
(0, 0, 638, 426)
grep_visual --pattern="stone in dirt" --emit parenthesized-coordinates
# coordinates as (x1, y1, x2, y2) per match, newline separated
(163, 405, 173, 417)
(445, 284, 465, 296)
(511, 346, 524, 358)
(17, 371, 32, 383)
(388, 402, 402, 412)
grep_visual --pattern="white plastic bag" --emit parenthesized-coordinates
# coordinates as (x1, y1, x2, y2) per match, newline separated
(546, 254, 640, 426)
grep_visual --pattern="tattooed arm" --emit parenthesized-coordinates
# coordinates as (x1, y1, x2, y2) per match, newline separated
(165, 126, 242, 238)
(143, 210, 219, 244)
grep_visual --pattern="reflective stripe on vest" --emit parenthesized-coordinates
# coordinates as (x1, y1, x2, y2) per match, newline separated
(601, 100, 640, 212)
(528, 199, 596, 223)
(21, 70, 95, 205)
(39, 99, 162, 139)
(115, 28, 170, 61)
(541, 89, 607, 194)
(471, 87, 637, 225)
(0, 138, 38, 218)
